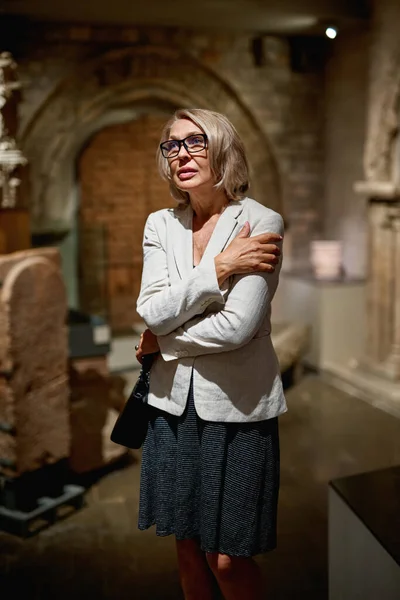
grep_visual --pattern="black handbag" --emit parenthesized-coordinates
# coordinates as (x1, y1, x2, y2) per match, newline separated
(110, 353, 156, 449)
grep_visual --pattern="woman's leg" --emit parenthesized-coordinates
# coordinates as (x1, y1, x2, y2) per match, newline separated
(176, 538, 216, 600)
(206, 552, 264, 600)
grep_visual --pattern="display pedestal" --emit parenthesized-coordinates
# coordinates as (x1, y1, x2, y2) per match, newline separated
(329, 466, 400, 600)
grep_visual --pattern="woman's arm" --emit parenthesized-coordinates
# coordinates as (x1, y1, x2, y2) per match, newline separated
(137, 213, 281, 337)
(157, 214, 284, 361)
(136, 213, 225, 336)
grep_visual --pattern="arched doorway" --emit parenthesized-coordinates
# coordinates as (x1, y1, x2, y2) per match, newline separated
(77, 113, 172, 332)
(21, 45, 282, 311)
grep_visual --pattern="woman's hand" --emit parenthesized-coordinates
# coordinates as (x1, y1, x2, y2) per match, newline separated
(135, 329, 159, 364)
(214, 221, 282, 285)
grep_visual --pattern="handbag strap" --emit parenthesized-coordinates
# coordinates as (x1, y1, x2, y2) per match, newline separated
(141, 352, 157, 373)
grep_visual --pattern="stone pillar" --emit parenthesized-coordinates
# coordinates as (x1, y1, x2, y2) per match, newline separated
(385, 203, 400, 378)
(327, 182, 400, 417)
(363, 198, 400, 381)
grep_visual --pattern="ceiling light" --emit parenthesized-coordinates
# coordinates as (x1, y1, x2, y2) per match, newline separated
(325, 26, 338, 39)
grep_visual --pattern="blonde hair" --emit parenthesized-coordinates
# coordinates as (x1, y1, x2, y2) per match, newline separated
(157, 108, 249, 204)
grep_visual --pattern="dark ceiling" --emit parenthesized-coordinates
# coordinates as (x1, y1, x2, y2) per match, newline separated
(2, 0, 370, 35)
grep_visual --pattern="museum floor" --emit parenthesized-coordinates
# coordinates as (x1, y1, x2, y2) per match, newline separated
(1, 374, 400, 600)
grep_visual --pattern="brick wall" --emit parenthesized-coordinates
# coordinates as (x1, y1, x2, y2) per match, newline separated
(78, 115, 171, 331)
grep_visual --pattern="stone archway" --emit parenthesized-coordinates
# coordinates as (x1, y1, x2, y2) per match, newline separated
(20, 45, 282, 311)
(21, 45, 282, 234)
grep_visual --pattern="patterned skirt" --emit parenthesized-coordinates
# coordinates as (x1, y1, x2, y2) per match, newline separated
(138, 378, 280, 557)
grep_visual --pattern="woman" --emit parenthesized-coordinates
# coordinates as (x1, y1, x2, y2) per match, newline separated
(135, 108, 286, 600)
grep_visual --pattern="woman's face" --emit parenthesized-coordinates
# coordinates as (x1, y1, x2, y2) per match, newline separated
(167, 119, 214, 194)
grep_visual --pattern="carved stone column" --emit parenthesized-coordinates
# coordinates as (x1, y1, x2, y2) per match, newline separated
(363, 198, 400, 381)
(385, 203, 400, 378)
(326, 181, 400, 417)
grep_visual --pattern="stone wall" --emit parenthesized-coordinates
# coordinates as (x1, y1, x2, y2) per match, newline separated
(14, 23, 324, 286)
(324, 25, 369, 278)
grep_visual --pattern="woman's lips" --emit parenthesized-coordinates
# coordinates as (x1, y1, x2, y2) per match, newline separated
(178, 170, 197, 181)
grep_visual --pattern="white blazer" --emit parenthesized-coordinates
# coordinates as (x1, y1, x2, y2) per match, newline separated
(136, 197, 287, 423)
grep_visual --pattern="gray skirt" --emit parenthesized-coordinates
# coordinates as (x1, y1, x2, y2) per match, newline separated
(138, 378, 280, 557)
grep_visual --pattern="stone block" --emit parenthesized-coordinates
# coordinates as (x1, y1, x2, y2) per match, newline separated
(0, 430, 17, 477)
(69, 364, 127, 473)
(0, 375, 70, 477)
(0, 249, 70, 477)
(16, 375, 70, 475)
(0, 376, 14, 429)
(70, 355, 109, 378)
(272, 321, 311, 374)
(0, 247, 61, 282)
(0, 255, 68, 391)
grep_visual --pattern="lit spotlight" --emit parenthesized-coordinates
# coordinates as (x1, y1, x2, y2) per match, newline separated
(325, 26, 338, 39)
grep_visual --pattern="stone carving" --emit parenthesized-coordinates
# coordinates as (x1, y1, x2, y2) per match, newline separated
(0, 52, 27, 209)
(364, 74, 400, 182)
(363, 2, 400, 183)
(0, 249, 70, 477)
(359, 201, 400, 383)
(383, 203, 400, 379)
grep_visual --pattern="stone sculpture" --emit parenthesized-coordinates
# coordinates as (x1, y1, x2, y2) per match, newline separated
(0, 52, 27, 209)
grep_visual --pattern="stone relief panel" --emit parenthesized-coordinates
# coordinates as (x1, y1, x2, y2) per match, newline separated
(21, 45, 281, 234)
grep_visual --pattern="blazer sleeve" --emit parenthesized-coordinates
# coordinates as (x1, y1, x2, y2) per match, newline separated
(136, 213, 225, 336)
(157, 213, 284, 361)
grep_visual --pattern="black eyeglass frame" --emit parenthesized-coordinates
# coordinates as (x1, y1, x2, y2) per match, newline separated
(159, 134, 208, 158)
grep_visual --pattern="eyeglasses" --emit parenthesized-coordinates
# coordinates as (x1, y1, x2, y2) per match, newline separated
(160, 134, 207, 158)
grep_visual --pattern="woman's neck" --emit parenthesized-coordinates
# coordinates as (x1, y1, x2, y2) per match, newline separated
(190, 188, 229, 222)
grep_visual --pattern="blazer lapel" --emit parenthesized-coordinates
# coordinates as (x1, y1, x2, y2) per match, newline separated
(171, 204, 193, 280)
(171, 198, 246, 279)
(201, 198, 246, 263)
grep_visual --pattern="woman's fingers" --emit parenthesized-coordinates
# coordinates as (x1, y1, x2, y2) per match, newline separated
(253, 232, 283, 244)
(256, 251, 280, 272)
(261, 243, 281, 256)
(220, 229, 282, 277)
